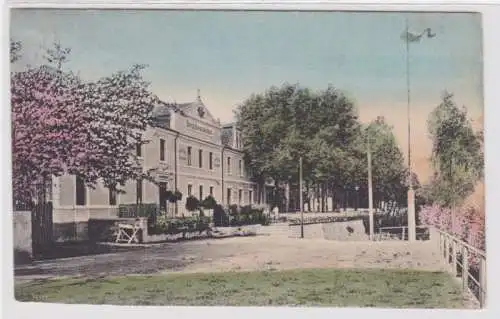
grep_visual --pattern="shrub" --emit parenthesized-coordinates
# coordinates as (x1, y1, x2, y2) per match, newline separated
(201, 195, 217, 210)
(151, 216, 212, 235)
(419, 204, 485, 266)
(173, 190, 183, 202)
(165, 190, 175, 203)
(240, 205, 252, 215)
(185, 195, 200, 212)
(119, 203, 159, 218)
(228, 204, 239, 215)
(213, 204, 229, 227)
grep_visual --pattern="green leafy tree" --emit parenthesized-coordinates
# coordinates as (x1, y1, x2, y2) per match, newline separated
(354, 117, 411, 213)
(425, 92, 483, 207)
(236, 83, 361, 211)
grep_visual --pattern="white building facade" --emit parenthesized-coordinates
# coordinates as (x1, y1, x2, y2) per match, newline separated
(50, 95, 263, 241)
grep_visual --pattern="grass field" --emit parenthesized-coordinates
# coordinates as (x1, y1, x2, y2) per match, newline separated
(15, 268, 466, 308)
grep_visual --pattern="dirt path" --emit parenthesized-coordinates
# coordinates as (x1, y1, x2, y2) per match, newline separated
(171, 236, 446, 274)
(15, 236, 446, 284)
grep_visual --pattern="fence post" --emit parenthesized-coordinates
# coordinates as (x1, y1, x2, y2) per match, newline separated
(479, 257, 486, 307)
(402, 227, 406, 241)
(451, 240, 457, 276)
(462, 246, 469, 292)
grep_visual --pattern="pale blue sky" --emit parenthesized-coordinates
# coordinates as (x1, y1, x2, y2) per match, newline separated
(10, 9, 483, 179)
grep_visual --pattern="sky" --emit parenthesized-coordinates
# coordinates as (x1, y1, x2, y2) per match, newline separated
(10, 9, 483, 182)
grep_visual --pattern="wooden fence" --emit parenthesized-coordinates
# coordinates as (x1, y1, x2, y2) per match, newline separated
(374, 226, 486, 307)
(437, 229, 486, 307)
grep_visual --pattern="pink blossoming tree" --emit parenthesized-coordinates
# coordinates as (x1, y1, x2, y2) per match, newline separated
(11, 42, 162, 205)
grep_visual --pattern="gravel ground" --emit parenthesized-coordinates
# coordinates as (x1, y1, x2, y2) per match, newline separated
(172, 236, 448, 274)
(15, 236, 446, 282)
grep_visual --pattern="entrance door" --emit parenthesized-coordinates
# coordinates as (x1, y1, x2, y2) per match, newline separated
(159, 182, 167, 211)
(227, 188, 231, 205)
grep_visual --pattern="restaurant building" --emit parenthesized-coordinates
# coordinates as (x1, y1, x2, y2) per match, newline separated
(50, 93, 264, 241)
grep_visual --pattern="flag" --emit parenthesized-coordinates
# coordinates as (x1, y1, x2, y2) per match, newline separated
(401, 28, 436, 43)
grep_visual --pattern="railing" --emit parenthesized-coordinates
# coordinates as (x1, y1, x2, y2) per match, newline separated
(375, 225, 429, 241)
(437, 229, 486, 307)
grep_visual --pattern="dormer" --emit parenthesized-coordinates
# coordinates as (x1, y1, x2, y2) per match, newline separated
(222, 123, 242, 150)
(151, 101, 175, 130)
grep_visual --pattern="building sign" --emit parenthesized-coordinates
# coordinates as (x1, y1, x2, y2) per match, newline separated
(213, 157, 221, 168)
(179, 148, 187, 160)
(186, 120, 213, 135)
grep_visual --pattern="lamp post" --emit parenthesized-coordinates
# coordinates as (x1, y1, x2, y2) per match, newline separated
(367, 141, 374, 241)
(354, 185, 360, 211)
(401, 17, 436, 242)
(343, 185, 347, 212)
(299, 157, 304, 239)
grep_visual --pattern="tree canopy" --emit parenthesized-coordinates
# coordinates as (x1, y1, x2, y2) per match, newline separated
(424, 92, 483, 207)
(235, 84, 411, 211)
(11, 41, 161, 204)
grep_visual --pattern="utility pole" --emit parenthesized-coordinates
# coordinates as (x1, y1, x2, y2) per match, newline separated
(300, 156, 304, 239)
(367, 141, 374, 240)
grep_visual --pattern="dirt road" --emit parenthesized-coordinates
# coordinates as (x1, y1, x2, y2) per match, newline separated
(15, 236, 445, 282)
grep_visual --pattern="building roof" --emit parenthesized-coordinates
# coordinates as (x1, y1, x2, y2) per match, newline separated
(151, 100, 177, 118)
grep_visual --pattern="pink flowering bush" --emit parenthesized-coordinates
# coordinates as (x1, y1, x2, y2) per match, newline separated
(419, 204, 485, 267)
(420, 204, 484, 249)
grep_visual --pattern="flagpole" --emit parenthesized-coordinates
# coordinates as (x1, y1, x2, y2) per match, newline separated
(405, 17, 416, 242)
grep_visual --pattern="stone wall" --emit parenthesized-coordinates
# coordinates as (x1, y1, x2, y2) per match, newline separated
(53, 207, 119, 242)
(13, 211, 32, 264)
(279, 219, 368, 241)
(289, 223, 324, 239)
(322, 219, 368, 241)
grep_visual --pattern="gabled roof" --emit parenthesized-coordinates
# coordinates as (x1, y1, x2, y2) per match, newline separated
(175, 96, 220, 127)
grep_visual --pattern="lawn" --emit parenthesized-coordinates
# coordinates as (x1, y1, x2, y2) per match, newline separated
(15, 268, 466, 308)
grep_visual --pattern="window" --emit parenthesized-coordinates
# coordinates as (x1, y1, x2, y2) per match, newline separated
(238, 189, 242, 204)
(209, 152, 213, 170)
(136, 134, 142, 157)
(239, 160, 243, 176)
(160, 138, 165, 161)
(199, 185, 203, 200)
(198, 149, 203, 168)
(249, 190, 253, 205)
(188, 184, 192, 196)
(227, 157, 231, 174)
(227, 188, 231, 205)
(136, 179, 143, 203)
(108, 185, 117, 206)
(75, 176, 86, 206)
(187, 146, 192, 166)
(209, 186, 214, 196)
